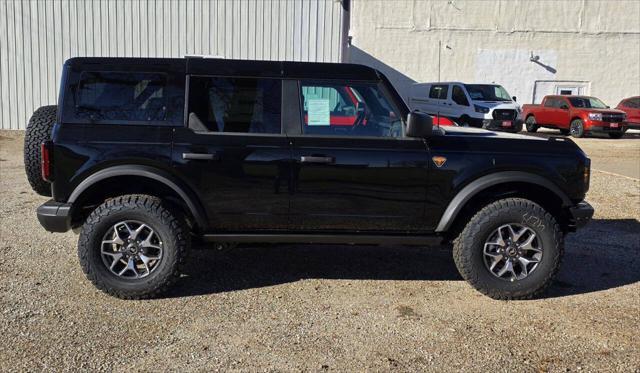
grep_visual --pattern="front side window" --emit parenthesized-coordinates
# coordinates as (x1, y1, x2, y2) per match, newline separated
(75, 72, 168, 122)
(568, 97, 607, 109)
(452, 85, 469, 106)
(300, 81, 403, 138)
(188, 76, 282, 134)
(429, 85, 449, 100)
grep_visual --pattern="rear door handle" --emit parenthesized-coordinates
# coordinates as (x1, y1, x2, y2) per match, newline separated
(300, 156, 335, 164)
(182, 152, 219, 161)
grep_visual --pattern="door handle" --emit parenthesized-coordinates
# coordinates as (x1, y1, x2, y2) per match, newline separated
(182, 152, 219, 161)
(300, 155, 335, 164)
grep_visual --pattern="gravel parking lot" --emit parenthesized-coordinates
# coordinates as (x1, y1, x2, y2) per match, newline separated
(1, 130, 638, 372)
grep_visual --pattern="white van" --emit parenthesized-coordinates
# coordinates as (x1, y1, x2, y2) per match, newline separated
(409, 82, 523, 132)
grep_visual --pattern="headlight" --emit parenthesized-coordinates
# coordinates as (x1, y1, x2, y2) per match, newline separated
(588, 113, 602, 121)
(474, 105, 490, 114)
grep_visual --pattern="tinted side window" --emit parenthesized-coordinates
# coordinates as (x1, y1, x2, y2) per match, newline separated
(451, 85, 469, 106)
(544, 98, 557, 108)
(624, 98, 639, 108)
(300, 81, 403, 138)
(75, 72, 168, 122)
(188, 76, 281, 134)
(429, 84, 449, 100)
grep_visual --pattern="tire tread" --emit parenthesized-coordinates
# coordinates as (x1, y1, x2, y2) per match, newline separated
(453, 198, 563, 300)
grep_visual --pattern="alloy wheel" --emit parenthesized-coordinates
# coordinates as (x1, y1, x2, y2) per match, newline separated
(100, 220, 164, 279)
(483, 224, 543, 281)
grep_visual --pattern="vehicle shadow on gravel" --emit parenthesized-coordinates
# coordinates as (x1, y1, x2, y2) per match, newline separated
(167, 219, 639, 299)
(168, 244, 461, 297)
(546, 218, 640, 298)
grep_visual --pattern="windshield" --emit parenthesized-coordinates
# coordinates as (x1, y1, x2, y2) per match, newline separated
(465, 84, 512, 102)
(568, 97, 608, 109)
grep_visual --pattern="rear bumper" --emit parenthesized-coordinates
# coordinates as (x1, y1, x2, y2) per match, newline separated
(568, 201, 594, 229)
(37, 200, 72, 233)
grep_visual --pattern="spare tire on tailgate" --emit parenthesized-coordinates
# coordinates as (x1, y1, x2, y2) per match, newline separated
(24, 105, 57, 196)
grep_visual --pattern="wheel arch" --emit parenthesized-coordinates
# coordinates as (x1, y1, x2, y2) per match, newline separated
(68, 165, 208, 230)
(436, 171, 572, 236)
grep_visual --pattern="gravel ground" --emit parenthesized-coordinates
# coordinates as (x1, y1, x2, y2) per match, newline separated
(0, 130, 638, 372)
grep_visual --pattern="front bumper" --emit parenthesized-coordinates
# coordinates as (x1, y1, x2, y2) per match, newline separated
(482, 118, 523, 132)
(586, 120, 626, 132)
(37, 200, 72, 233)
(568, 201, 594, 229)
(623, 121, 640, 130)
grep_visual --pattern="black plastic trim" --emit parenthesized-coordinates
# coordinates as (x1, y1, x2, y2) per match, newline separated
(37, 200, 72, 232)
(568, 201, 594, 229)
(435, 171, 572, 232)
(67, 165, 208, 229)
(203, 233, 443, 246)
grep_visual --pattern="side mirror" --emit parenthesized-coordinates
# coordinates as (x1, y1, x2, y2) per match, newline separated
(560, 104, 569, 110)
(512, 96, 517, 102)
(406, 110, 433, 138)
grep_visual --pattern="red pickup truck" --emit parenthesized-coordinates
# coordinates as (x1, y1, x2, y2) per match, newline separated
(522, 95, 627, 138)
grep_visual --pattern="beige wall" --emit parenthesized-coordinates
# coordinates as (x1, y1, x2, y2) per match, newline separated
(349, 0, 640, 106)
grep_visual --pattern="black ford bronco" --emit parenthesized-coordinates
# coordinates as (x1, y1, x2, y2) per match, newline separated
(25, 57, 593, 300)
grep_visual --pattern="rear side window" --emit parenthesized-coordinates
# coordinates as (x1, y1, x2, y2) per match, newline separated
(429, 85, 448, 100)
(75, 72, 168, 122)
(544, 98, 557, 107)
(188, 76, 282, 134)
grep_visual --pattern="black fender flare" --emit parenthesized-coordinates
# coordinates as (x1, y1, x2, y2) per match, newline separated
(68, 165, 208, 229)
(435, 171, 571, 232)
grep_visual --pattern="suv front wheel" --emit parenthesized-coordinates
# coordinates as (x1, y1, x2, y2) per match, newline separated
(453, 198, 563, 300)
(78, 194, 189, 299)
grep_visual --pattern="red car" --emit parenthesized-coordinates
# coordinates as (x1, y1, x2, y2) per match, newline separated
(616, 96, 640, 131)
(522, 95, 627, 138)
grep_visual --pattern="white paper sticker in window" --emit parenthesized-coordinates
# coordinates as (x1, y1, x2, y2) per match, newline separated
(307, 99, 330, 126)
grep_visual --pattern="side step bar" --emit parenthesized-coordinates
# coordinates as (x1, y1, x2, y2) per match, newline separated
(202, 233, 443, 246)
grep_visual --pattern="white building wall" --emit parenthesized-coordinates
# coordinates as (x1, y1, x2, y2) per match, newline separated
(349, 0, 640, 107)
(0, 0, 346, 130)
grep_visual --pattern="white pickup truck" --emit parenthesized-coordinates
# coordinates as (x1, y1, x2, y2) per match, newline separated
(409, 82, 523, 132)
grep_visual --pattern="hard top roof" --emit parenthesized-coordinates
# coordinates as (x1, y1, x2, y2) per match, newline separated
(64, 57, 382, 81)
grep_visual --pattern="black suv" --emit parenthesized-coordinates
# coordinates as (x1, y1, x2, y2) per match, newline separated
(25, 57, 593, 300)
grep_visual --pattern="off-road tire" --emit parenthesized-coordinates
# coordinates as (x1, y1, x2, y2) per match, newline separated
(453, 198, 563, 300)
(569, 119, 585, 138)
(608, 132, 624, 139)
(24, 105, 57, 196)
(525, 116, 538, 133)
(78, 194, 189, 299)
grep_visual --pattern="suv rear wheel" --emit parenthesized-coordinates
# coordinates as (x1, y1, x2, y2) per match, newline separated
(78, 194, 189, 299)
(453, 198, 563, 300)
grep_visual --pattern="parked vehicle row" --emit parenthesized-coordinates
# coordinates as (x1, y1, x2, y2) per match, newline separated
(25, 57, 593, 300)
(407, 80, 636, 139)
